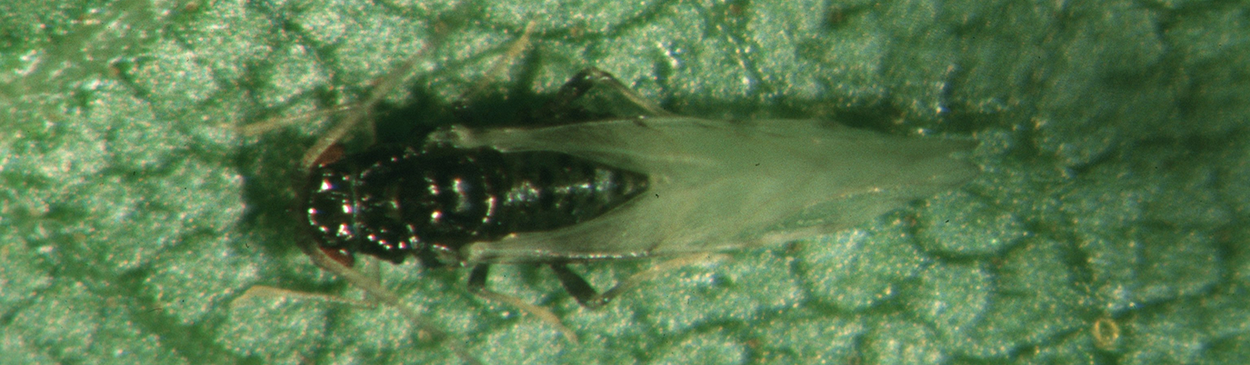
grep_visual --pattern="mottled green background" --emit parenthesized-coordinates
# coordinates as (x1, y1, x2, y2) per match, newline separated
(1, 0, 1247, 364)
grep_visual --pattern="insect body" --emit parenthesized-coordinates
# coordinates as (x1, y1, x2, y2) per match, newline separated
(307, 143, 650, 266)
(302, 68, 979, 307)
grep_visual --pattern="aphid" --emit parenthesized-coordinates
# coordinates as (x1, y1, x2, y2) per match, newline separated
(303, 67, 979, 309)
(244, 37, 977, 364)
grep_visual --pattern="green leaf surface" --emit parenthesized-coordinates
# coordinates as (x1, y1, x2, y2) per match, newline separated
(3, 0, 1248, 364)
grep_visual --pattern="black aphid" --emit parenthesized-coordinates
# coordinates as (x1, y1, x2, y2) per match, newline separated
(301, 68, 979, 309)
(232, 61, 979, 364)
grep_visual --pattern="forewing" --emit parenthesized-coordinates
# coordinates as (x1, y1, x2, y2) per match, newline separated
(430, 118, 978, 264)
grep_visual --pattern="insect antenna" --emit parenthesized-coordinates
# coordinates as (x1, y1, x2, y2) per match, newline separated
(232, 104, 359, 137)
(297, 32, 447, 170)
(459, 21, 536, 106)
(230, 285, 376, 309)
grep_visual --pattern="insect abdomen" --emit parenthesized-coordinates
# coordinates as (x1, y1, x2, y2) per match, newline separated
(306, 144, 649, 264)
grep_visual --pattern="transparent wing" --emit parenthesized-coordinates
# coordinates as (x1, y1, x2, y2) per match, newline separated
(429, 117, 978, 264)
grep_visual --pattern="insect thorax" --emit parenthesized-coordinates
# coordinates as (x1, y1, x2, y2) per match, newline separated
(305, 143, 650, 265)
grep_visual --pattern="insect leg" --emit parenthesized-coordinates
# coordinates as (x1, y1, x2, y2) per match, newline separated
(565, 253, 730, 308)
(465, 264, 581, 344)
(549, 263, 607, 309)
(539, 68, 674, 125)
(292, 240, 484, 365)
(465, 264, 491, 293)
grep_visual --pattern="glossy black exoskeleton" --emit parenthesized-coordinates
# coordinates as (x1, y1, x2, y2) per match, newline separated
(305, 142, 650, 267)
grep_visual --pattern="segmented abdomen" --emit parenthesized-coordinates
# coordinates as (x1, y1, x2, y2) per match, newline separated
(306, 144, 650, 264)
